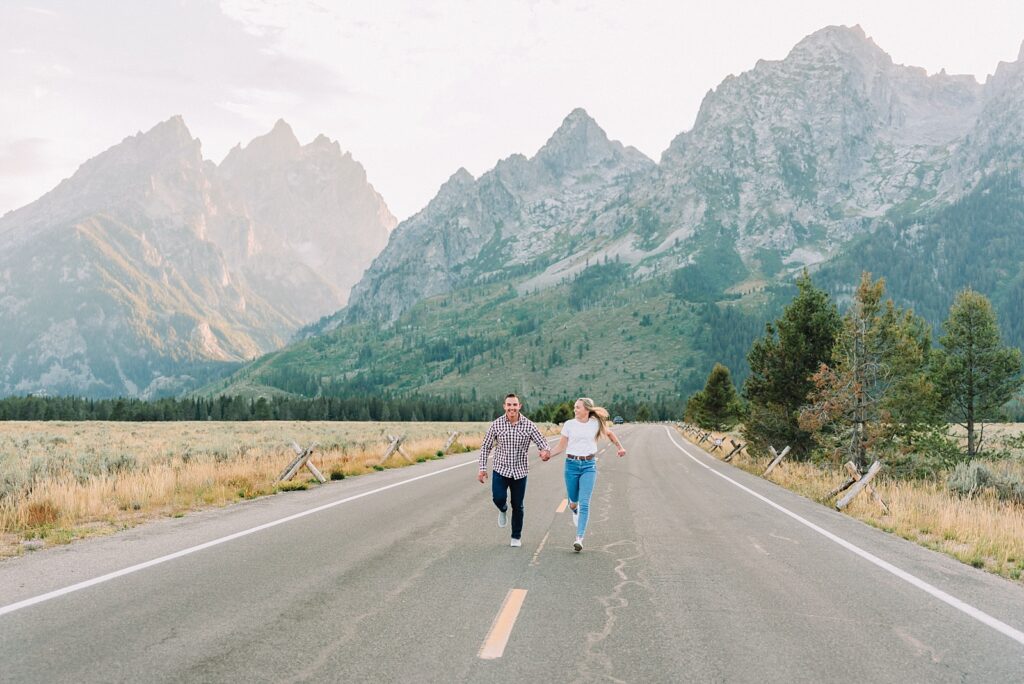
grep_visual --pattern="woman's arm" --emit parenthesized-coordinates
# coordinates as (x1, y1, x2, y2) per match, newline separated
(551, 435, 568, 457)
(606, 428, 626, 457)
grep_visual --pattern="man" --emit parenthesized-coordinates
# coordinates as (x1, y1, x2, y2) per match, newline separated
(477, 393, 551, 547)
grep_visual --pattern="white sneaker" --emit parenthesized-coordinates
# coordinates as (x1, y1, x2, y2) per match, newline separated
(569, 505, 579, 528)
(510, 538, 522, 547)
(498, 509, 507, 528)
(573, 537, 583, 553)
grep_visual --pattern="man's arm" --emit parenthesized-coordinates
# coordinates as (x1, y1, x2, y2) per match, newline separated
(478, 422, 497, 481)
(530, 423, 551, 461)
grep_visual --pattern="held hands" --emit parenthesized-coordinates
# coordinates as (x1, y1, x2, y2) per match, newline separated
(539, 449, 551, 461)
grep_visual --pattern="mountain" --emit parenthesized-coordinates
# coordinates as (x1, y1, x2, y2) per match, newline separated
(649, 25, 982, 271)
(218, 119, 395, 321)
(336, 108, 653, 325)
(0, 117, 394, 398)
(212, 26, 1024, 406)
(940, 40, 1024, 196)
(326, 26, 989, 330)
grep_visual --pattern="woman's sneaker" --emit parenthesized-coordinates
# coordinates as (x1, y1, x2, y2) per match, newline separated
(569, 505, 579, 528)
(573, 537, 583, 552)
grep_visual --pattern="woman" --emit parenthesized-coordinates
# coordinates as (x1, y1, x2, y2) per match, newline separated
(551, 397, 626, 552)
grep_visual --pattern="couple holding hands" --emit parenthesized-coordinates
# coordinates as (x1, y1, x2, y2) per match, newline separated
(477, 393, 626, 552)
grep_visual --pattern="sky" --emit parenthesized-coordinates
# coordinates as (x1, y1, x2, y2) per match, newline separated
(2, 1, 1023, 222)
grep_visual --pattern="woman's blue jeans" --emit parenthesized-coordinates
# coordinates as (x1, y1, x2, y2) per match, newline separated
(564, 457, 597, 538)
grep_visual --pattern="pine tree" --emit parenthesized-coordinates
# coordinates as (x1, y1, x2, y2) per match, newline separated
(685, 392, 706, 425)
(799, 273, 940, 467)
(933, 289, 1023, 458)
(743, 271, 840, 460)
(691, 363, 740, 431)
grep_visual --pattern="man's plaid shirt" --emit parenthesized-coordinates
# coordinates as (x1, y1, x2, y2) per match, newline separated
(478, 414, 549, 480)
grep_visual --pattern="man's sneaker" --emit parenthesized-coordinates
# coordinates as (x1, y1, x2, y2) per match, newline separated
(573, 537, 583, 553)
(498, 509, 507, 528)
(510, 538, 522, 547)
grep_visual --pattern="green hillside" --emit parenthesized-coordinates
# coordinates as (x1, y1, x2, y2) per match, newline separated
(816, 173, 1024, 348)
(203, 263, 780, 406)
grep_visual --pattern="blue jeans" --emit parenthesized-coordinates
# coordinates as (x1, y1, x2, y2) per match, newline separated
(564, 458, 597, 538)
(491, 472, 527, 539)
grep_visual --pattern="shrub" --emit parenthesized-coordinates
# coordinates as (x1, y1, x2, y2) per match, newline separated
(0, 462, 27, 501)
(886, 431, 962, 480)
(947, 461, 992, 497)
(330, 469, 346, 480)
(104, 452, 138, 474)
(947, 460, 1024, 503)
(992, 470, 1024, 504)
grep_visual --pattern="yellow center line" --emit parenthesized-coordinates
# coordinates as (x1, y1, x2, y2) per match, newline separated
(555, 498, 568, 513)
(479, 589, 528, 659)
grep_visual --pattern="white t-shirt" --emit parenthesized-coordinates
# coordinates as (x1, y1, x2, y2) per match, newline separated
(561, 417, 600, 456)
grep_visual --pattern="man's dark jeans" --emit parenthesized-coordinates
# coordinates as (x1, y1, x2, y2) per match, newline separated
(491, 471, 527, 540)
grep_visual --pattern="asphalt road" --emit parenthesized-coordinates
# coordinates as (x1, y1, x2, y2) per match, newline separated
(1, 424, 1023, 683)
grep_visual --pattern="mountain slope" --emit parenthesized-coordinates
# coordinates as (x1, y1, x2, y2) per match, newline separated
(218, 120, 395, 320)
(337, 108, 654, 325)
(0, 117, 394, 398)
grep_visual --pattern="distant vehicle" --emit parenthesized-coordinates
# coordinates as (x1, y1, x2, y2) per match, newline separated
(612, 416, 624, 424)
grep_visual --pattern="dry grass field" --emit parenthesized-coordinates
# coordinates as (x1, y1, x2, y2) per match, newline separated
(0, 421, 549, 558)
(681, 424, 1024, 585)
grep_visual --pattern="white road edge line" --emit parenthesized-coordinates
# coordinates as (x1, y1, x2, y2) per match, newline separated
(664, 427, 1024, 648)
(1, 434, 562, 618)
(0, 456, 481, 618)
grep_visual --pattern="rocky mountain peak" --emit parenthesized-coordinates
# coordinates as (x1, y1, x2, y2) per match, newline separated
(222, 119, 301, 169)
(309, 133, 341, 154)
(788, 24, 888, 65)
(442, 167, 475, 190)
(533, 108, 622, 176)
(143, 114, 197, 148)
(1, 116, 207, 241)
(99, 115, 203, 169)
(988, 41, 1024, 85)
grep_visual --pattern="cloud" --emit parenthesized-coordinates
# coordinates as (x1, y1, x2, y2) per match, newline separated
(23, 6, 60, 18)
(0, 138, 51, 176)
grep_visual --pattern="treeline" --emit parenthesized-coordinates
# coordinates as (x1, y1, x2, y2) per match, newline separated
(0, 392, 688, 423)
(0, 394, 506, 422)
(532, 396, 685, 424)
(686, 271, 1024, 481)
(0, 391, 688, 424)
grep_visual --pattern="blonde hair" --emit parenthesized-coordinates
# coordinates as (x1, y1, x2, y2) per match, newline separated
(577, 397, 610, 439)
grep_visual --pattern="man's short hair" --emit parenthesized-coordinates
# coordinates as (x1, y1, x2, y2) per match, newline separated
(504, 393, 519, 401)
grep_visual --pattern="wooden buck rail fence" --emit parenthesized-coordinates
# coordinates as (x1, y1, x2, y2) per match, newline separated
(680, 423, 890, 514)
(275, 442, 326, 484)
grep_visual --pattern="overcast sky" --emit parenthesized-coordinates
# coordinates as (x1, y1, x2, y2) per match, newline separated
(3, 1, 1023, 221)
